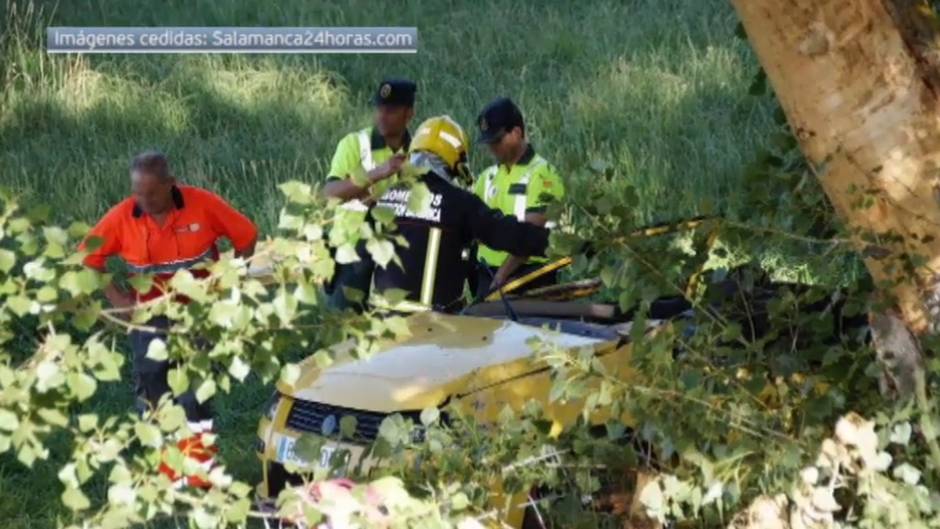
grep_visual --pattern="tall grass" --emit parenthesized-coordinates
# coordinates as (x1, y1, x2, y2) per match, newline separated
(0, 1, 775, 526)
(1, 0, 774, 232)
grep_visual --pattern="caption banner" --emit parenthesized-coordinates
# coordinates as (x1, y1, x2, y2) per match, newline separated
(47, 27, 418, 54)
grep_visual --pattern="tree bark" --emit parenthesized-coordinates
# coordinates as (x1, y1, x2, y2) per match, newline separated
(731, 0, 940, 392)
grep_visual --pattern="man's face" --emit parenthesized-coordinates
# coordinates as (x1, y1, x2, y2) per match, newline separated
(486, 127, 524, 164)
(374, 104, 414, 137)
(131, 170, 175, 215)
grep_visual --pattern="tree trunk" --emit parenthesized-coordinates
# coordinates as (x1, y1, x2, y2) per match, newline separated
(731, 0, 940, 393)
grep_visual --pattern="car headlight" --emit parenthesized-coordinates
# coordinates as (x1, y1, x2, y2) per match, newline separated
(264, 391, 282, 421)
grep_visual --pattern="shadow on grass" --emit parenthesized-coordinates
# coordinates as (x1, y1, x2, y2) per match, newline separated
(0, 59, 353, 229)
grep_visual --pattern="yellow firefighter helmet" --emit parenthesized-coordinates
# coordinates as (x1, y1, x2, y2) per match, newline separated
(409, 115, 470, 173)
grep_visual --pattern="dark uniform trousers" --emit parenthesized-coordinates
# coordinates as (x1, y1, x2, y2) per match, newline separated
(129, 317, 212, 422)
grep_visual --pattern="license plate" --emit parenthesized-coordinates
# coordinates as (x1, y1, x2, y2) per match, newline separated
(277, 437, 336, 469)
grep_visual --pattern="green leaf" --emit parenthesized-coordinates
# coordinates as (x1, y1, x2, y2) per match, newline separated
(0, 408, 19, 431)
(366, 238, 396, 268)
(293, 434, 323, 463)
(167, 368, 189, 396)
(36, 361, 64, 392)
(385, 316, 411, 337)
(0, 249, 15, 273)
(293, 282, 319, 305)
(335, 244, 359, 264)
(195, 379, 216, 403)
(169, 270, 207, 302)
(303, 224, 323, 241)
(279, 181, 313, 204)
(378, 414, 410, 446)
(407, 182, 432, 215)
(158, 405, 186, 432)
(73, 304, 101, 331)
(639, 478, 665, 520)
(450, 491, 470, 511)
(58, 462, 79, 487)
(75, 268, 100, 294)
(890, 422, 912, 446)
(7, 295, 30, 317)
(78, 414, 97, 433)
(380, 288, 410, 305)
(36, 285, 57, 303)
(340, 415, 358, 438)
(371, 205, 396, 225)
(228, 356, 250, 382)
(146, 338, 167, 361)
(225, 498, 252, 523)
(281, 364, 301, 386)
(38, 408, 68, 427)
(135, 422, 163, 448)
(107, 483, 136, 505)
(420, 407, 439, 426)
(273, 288, 298, 323)
(893, 463, 922, 485)
(127, 274, 153, 293)
(313, 349, 333, 368)
(62, 486, 90, 511)
(66, 372, 97, 401)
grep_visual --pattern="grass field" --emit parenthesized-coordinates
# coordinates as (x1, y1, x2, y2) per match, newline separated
(0, 0, 774, 527)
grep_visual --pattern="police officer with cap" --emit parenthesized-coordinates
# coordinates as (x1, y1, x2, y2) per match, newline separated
(371, 116, 550, 312)
(472, 97, 565, 299)
(323, 78, 417, 311)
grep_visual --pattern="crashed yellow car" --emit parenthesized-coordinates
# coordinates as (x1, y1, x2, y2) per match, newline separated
(254, 291, 657, 528)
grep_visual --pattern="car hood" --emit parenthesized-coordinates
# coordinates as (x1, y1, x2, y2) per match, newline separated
(278, 311, 608, 413)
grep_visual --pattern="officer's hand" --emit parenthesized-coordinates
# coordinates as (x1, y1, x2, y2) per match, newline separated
(371, 154, 407, 183)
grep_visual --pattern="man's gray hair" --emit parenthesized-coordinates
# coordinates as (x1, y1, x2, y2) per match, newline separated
(130, 150, 171, 180)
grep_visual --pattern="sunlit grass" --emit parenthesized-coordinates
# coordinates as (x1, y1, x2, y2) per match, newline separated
(1, 0, 773, 229)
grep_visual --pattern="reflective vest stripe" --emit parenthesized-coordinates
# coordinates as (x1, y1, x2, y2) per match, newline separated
(420, 227, 442, 306)
(358, 129, 375, 171)
(341, 130, 375, 212)
(513, 158, 546, 221)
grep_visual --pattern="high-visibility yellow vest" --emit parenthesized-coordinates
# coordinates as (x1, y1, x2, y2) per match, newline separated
(473, 145, 564, 267)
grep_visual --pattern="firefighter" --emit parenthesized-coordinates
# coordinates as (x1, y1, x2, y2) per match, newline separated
(81, 150, 258, 487)
(371, 116, 550, 312)
(322, 78, 416, 311)
(473, 97, 565, 299)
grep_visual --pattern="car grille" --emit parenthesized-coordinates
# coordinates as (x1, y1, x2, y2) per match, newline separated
(285, 398, 422, 441)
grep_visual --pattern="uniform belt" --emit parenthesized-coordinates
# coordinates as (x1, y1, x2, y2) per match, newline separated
(127, 248, 214, 275)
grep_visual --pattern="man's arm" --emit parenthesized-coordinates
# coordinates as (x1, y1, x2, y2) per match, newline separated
(202, 190, 258, 258)
(322, 154, 406, 202)
(80, 208, 134, 313)
(102, 283, 135, 312)
(463, 189, 550, 259)
(490, 212, 547, 288)
(321, 133, 405, 201)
